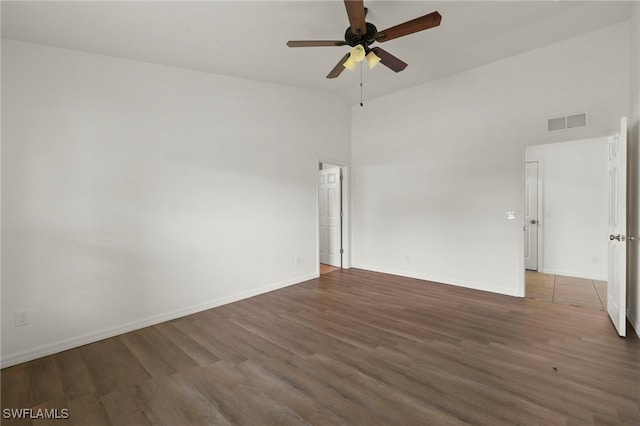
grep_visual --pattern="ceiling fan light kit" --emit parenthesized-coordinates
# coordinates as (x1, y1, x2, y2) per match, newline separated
(365, 50, 381, 69)
(343, 56, 357, 71)
(342, 57, 358, 71)
(342, 44, 381, 71)
(286, 0, 442, 79)
(343, 44, 366, 71)
(350, 44, 366, 62)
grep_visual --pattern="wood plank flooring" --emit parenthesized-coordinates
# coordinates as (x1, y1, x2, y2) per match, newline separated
(2, 268, 639, 425)
(526, 271, 607, 310)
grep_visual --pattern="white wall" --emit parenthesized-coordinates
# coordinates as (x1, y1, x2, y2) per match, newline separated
(526, 138, 608, 281)
(351, 22, 630, 297)
(1, 40, 350, 367)
(628, 3, 640, 337)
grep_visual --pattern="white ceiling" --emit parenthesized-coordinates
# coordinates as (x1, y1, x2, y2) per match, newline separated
(2, 1, 636, 104)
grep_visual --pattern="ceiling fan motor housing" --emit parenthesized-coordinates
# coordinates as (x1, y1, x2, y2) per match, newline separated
(344, 22, 377, 48)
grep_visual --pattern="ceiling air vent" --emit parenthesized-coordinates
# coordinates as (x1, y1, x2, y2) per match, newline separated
(548, 116, 566, 132)
(548, 112, 588, 132)
(567, 112, 587, 128)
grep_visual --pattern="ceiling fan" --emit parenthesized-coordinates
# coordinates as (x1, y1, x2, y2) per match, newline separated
(287, 0, 442, 79)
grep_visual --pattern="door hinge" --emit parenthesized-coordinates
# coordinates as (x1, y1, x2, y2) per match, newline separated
(340, 249, 344, 254)
(340, 211, 344, 218)
(340, 175, 344, 181)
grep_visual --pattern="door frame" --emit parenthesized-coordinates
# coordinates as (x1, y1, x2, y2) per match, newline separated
(317, 158, 351, 272)
(521, 153, 545, 297)
(535, 161, 545, 273)
(525, 160, 544, 272)
(522, 135, 619, 301)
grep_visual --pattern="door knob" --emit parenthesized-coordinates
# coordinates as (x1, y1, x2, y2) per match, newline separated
(609, 234, 621, 241)
(530, 219, 537, 224)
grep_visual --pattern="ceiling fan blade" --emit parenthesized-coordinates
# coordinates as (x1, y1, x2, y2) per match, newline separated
(371, 47, 407, 73)
(375, 11, 441, 43)
(327, 53, 351, 79)
(344, 0, 367, 36)
(287, 40, 347, 47)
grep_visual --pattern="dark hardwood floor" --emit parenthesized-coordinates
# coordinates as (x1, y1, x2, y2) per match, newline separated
(2, 269, 639, 425)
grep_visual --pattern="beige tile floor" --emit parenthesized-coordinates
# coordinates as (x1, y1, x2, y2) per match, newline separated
(320, 263, 340, 274)
(526, 271, 607, 310)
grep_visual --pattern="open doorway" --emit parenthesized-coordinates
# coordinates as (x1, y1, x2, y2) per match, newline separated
(318, 162, 349, 275)
(524, 138, 609, 310)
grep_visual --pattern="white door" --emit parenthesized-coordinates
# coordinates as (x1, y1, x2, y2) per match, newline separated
(524, 162, 539, 270)
(319, 167, 341, 266)
(607, 117, 627, 337)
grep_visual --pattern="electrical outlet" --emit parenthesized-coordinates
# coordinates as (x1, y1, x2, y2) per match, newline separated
(15, 310, 29, 327)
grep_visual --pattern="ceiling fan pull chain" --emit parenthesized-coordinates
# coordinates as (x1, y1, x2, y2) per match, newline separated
(360, 62, 364, 107)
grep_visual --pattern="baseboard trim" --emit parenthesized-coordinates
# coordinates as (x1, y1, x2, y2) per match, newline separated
(628, 309, 640, 338)
(351, 264, 521, 297)
(0, 273, 318, 369)
(541, 268, 607, 281)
